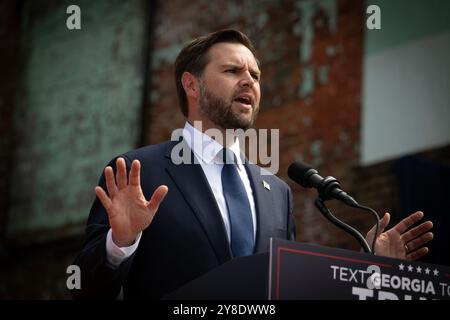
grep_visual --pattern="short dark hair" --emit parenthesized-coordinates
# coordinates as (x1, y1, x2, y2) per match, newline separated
(174, 29, 258, 117)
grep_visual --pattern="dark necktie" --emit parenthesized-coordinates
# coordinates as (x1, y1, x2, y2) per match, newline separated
(221, 148, 254, 257)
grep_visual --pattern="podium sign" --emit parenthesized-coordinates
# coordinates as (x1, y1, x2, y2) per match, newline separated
(269, 238, 450, 300)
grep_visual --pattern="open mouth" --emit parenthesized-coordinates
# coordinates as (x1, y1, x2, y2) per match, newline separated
(234, 96, 252, 107)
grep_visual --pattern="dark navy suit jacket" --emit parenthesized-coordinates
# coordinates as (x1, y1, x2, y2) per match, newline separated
(73, 140, 296, 299)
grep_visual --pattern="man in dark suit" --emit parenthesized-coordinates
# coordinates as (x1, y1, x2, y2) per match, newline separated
(73, 29, 433, 299)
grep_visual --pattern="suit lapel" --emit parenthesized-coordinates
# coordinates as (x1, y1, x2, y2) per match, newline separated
(164, 140, 232, 264)
(244, 162, 277, 253)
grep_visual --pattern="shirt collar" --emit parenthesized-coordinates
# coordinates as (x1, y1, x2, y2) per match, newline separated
(182, 121, 244, 167)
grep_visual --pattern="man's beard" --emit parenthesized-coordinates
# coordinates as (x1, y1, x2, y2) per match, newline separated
(199, 80, 259, 130)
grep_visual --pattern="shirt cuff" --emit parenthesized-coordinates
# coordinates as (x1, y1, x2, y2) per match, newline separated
(105, 228, 142, 268)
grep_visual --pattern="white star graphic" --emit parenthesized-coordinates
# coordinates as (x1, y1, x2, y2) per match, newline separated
(416, 266, 422, 274)
(425, 268, 431, 275)
(433, 269, 439, 276)
(399, 263, 405, 271)
(407, 265, 414, 272)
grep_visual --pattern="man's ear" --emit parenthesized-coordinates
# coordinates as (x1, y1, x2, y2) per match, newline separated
(181, 72, 200, 99)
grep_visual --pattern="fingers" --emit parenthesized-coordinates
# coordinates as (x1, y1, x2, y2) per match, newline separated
(106, 158, 141, 193)
(129, 160, 141, 186)
(367, 212, 387, 238)
(392, 211, 424, 234)
(378, 212, 390, 235)
(105, 166, 118, 198)
(401, 221, 433, 243)
(116, 157, 128, 189)
(95, 186, 112, 211)
(147, 185, 169, 214)
(405, 232, 434, 253)
(406, 247, 429, 261)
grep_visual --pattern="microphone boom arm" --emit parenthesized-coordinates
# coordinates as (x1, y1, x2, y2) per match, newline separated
(314, 197, 372, 254)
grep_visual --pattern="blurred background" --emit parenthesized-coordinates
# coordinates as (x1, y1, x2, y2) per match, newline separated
(0, 0, 449, 299)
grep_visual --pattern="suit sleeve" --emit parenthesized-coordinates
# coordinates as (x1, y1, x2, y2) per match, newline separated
(287, 186, 297, 241)
(71, 155, 136, 299)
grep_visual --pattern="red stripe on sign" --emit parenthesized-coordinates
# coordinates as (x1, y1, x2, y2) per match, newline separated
(275, 246, 393, 299)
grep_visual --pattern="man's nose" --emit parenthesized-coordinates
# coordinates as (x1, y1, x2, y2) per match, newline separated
(239, 71, 256, 88)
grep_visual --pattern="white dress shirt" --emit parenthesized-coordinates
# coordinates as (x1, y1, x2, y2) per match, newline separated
(105, 121, 257, 268)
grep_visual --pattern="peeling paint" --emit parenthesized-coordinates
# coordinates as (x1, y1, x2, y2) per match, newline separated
(294, 153, 305, 163)
(304, 96, 313, 106)
(339, 131, 349, 144)
(257, 12, 269, 29)
(310, 139, 323, 166)
(299, 65, 314, 98)
(318, 0, 337, 34)
(294, 0, 338, 99)
(151, 43, 183, 70)
(271, 96, 282, 107)
(326, 44, 340, 56)
(150, 91, 160, 103)
(302, 116, 312, 127)
(318, 65, 328, 84)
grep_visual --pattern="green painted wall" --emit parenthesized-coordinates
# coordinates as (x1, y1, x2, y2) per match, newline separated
(8, 0, 147, 238)
(365, 0, 450, 55)
(362, 0, 450, 164)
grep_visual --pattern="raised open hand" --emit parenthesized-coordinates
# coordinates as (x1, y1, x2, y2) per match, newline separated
(366, 211, 433, 260)
(95, 157, 168, 247)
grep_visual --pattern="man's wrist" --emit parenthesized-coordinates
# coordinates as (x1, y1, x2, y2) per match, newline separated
(106, 229, 142, 268)
(112, 234, 137, 248)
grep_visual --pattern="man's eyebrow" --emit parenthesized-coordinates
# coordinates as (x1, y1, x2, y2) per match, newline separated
(221, 64, 261, 75)
(221, 63, 243, 69)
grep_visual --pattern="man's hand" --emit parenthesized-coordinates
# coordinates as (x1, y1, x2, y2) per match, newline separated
(366, 211, 433, 260)
(95, 157, 168, 247)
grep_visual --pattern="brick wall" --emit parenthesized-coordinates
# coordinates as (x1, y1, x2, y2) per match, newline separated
(1, 0, 448, 299)
(145, 0, 367, 250)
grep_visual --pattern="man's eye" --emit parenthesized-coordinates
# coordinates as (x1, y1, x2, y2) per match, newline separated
(251, 74, 260, 81)
(225, 69, 236, 73)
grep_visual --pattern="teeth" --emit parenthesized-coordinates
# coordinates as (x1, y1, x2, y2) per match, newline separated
(235, 95, 252, 105)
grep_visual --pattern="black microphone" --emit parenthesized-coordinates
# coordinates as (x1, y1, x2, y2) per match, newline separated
(288, 161, 358, 207)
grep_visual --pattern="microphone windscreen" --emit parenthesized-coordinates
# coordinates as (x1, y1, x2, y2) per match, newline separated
(288, 161, 314, 188)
